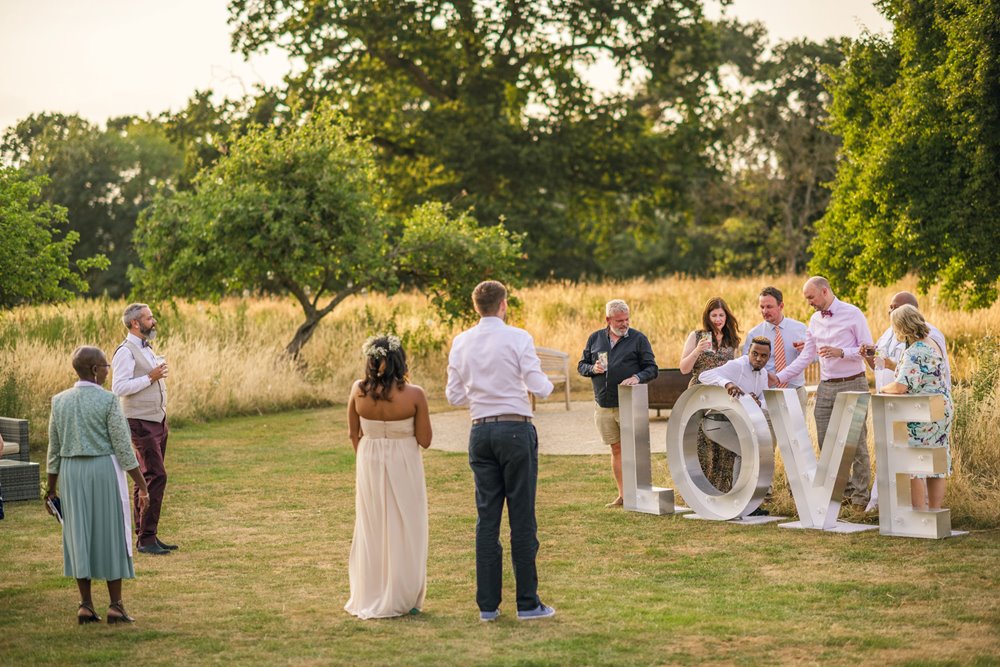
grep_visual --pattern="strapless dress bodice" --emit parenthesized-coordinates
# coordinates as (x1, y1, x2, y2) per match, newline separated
(360, 417, 416, 439)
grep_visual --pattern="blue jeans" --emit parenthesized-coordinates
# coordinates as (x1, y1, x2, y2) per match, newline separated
(468, 421, 541, 612)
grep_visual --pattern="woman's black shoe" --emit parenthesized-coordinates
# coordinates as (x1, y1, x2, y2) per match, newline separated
(78, 602, 101, 624)
(107, 600, 135, 624)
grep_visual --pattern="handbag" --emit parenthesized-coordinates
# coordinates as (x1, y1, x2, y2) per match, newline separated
(46, 495, 63, 524)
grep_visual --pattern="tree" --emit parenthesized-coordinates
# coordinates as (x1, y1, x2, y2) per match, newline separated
(1, 113, 184, 297)
(811, 0, 1000, 308)
(0, 168, 108, 308)
(227, 0, 743, 277)
(712, 37, 845, 275)
(159, 89, 283, 190)
(132, 106, 520, 357)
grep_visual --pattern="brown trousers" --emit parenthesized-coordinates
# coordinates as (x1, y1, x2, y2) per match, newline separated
(128, 418, 169, 545)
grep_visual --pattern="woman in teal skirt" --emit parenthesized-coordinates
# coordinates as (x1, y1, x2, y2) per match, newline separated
(45, 346, 150, 624)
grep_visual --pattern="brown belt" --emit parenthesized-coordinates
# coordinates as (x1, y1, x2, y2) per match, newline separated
(822, 372, 866, 384)
(472, 414, 532, 425)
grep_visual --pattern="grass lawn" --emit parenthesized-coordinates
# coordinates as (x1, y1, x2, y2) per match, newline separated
(1, 407, 998, 666)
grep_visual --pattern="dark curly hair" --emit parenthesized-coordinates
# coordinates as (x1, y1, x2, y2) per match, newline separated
(359, 335, 408, 401)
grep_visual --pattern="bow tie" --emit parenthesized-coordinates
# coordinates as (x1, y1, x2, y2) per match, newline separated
(820, 310, 833, 318)
(142, 340, 152, 348)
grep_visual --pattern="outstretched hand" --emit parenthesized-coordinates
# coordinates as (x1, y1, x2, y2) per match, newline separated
(767, 372, 779, 388)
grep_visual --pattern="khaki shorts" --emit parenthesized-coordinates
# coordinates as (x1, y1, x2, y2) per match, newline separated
(594, 406, 621, 446)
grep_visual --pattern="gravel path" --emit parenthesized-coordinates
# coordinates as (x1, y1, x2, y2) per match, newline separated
(429, 400, 670, 455)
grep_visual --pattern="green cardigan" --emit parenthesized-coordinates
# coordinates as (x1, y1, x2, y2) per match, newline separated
(47, 384, 139, 475)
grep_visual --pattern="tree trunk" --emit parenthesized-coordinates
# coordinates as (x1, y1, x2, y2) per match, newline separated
(285, 315, 323, 360)
(283, 286, 361, 360)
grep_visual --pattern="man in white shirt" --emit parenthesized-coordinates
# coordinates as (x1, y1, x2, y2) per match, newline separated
(446, 281, 556, 622)
(111, 303, 175, 556)
(700, 337, 772, 406)
(698, 337, 774, 516)
(743, 286, 809, 407)
(864, 291, 950, 391)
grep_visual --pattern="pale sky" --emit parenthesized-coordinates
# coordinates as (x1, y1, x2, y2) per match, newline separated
(0, 0, 892, 133)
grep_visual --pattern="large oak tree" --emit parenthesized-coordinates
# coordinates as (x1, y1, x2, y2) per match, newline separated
(228, 0, 744, 277)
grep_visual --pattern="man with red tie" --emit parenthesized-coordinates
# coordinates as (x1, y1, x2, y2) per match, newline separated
(770, 277, 874, 507)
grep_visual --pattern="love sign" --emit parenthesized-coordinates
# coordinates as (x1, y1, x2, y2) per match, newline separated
(619, 384, 961, 539)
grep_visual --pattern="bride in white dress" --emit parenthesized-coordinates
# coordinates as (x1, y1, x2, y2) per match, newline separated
(345, 334, 432, 619)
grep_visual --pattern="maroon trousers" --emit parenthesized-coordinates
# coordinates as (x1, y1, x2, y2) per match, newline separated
(128, 418, 169, 546)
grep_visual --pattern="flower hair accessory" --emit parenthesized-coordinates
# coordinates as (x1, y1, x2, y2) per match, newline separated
(362, 334, 402, 360)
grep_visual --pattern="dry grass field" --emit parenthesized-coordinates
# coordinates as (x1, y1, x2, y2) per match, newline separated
(1, 275, 998, 526)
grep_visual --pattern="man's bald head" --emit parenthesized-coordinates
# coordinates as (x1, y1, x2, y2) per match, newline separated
(804, 276, 831, 292)
(889, 291, 919, 311)
(802, 276, 835, 311)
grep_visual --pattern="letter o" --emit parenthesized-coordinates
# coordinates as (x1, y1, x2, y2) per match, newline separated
(665, 384, 773, 520)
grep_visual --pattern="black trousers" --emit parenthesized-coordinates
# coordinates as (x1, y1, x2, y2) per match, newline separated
(468, 421, 541, 612)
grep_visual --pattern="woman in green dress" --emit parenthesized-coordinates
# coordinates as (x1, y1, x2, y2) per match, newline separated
(46, 346, 150, 624)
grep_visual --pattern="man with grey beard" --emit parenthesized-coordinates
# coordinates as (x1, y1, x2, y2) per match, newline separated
(578, 299, 658, 507)
(112, 303, 175, 555)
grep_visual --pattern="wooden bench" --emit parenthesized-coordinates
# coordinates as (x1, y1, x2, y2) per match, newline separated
(804, 360, 821, 397)
(0, 417, 40, 501)
(647, 368, 692, 417)
(534, 347, 571, 410)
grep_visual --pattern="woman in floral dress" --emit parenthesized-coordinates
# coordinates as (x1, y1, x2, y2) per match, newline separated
(881, 305, 952, 510)
(679, 297, 742, 492)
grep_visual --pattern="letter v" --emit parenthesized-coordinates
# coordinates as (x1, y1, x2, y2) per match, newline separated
(766, 388, 870, 529)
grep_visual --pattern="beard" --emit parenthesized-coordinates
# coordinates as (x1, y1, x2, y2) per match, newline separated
(140, 324, 157, 341)
(610, 326, 628, 337)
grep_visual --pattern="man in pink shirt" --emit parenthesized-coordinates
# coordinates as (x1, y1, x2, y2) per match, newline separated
(770, 277, 874, 507)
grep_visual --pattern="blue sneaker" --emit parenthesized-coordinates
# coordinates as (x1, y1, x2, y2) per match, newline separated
(517, 604, 556, 621)
(479, 609, 500, 622)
